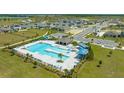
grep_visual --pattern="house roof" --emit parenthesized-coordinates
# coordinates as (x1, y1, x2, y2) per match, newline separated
(104, 31, 121, 36)
(50, 33, 68, 38)
(0, 27, 10, 32)
(59, 37, 72, 44)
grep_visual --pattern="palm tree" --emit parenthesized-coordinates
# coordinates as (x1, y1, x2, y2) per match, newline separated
(28, 54, 33, 63)
(70, 69, 74, 75)
(32, 61, 38, 68)
(58, 53, 63, 61)
(64, 69, 72, 78)
(24, 53, 29, 62)
(33, 61, 37, 65)
(64, 69, 69, 77)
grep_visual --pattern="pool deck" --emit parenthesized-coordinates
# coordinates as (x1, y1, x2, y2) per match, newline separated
(14, 40, 80, 71)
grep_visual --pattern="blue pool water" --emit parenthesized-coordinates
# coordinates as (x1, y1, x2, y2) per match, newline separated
(27, 43, 71, 61)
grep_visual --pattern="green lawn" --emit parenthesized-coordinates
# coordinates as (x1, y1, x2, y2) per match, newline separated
(86, 34, 96, 38)
(75, 45, 124, 78)
(0, 50, 58, 78)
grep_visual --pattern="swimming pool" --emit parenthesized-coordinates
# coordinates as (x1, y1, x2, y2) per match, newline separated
(27, 43, 71, 61)
(14, 40, 89, 70)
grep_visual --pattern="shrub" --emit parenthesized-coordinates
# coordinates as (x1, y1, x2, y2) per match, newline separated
(99, 60, 102, 65)
(109, 51, 113, 55)
(32, 65, 37, 68)
(96, 65, 100, 67)
(72, 41, 78, 46)
(33, 61, 38, 65)
(57, 60, 64, 63)
(87, 48, 94, 61)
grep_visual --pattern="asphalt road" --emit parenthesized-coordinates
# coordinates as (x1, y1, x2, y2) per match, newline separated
(73, 20, 119, 49)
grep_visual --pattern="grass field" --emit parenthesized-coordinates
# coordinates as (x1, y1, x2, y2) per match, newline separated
(0, 28, 56, 47)
(75, 45, 124, 78)
(0, 18, 23, 26)
(0, 50, 58, 78)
